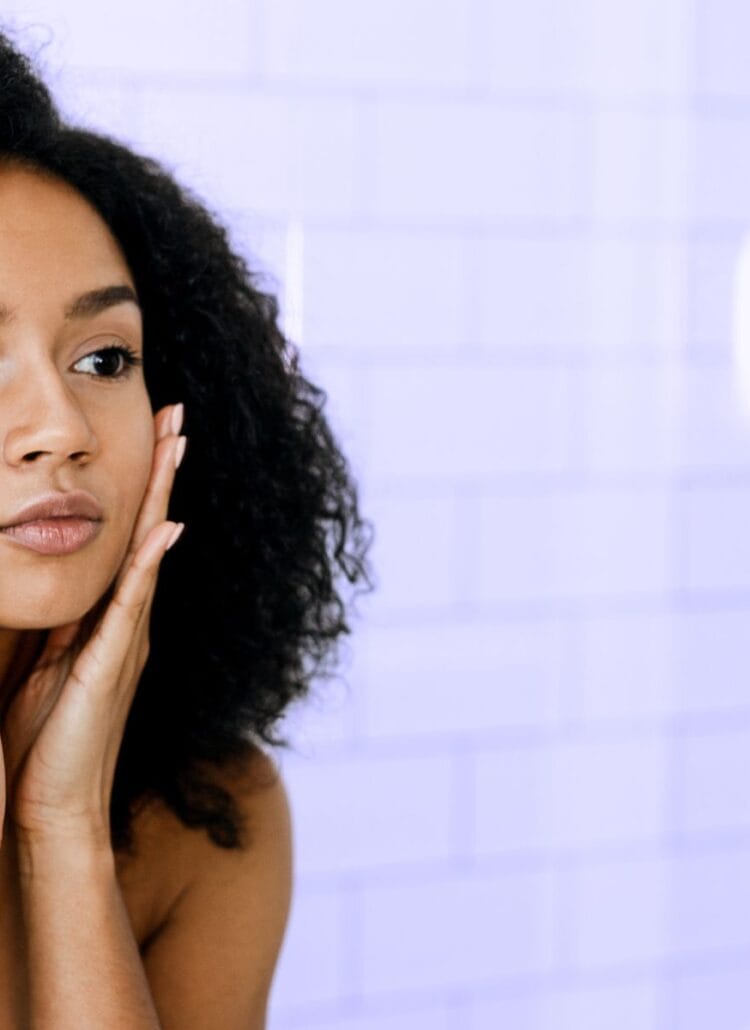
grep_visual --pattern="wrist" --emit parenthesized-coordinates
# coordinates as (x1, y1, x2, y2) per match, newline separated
(13, 825, 114, 882)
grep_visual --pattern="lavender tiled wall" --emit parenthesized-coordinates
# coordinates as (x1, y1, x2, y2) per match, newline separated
(5, 1, 750, 1026)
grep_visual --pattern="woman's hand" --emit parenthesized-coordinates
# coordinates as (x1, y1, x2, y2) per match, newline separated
(0, 402, 187, 852)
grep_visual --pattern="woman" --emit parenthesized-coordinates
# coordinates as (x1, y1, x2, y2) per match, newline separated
(0, 26, 374, 1030)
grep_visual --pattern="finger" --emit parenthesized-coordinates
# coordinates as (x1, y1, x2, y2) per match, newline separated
(116, 409, 186, 591)
(138, 402, 184, 528)
(71, 521, 181, 696)
(133, 402, 181, 532)
(129, 431, 184, 552)
(154, 403, 175, 443)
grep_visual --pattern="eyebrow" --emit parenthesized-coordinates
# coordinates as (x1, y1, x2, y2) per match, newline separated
(0, 284, 141, 326)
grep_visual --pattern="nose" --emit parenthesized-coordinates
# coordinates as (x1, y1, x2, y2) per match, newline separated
(2, 361, 97, 468)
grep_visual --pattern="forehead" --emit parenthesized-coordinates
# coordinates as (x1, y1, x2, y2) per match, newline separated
(0, 164, 135, 316)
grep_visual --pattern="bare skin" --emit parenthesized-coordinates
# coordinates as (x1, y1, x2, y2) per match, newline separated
(0, 162, 155, 726)
(0, 162, 292, 1029)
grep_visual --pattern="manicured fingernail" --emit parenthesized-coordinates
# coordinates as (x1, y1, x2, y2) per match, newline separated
(174, 435, 187, 470)
(165, 522, 185, 551)
(171, 403, 185, 436)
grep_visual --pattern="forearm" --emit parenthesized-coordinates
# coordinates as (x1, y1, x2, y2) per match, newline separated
(14, 832, 161, 1030)
(0, 827, 30, 1028)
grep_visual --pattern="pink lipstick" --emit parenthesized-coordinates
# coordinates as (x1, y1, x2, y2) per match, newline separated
(1, 517, 103, 555)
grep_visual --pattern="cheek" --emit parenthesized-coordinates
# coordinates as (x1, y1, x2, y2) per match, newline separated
(115, 412, 154, 524)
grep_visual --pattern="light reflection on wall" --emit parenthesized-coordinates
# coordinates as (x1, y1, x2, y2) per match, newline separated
(732, 232, 750, 422)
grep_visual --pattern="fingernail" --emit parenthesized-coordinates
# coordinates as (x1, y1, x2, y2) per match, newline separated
(174, 435, 187, 470)
(165, 522, 185, 551)
(171, 403, 185, 436)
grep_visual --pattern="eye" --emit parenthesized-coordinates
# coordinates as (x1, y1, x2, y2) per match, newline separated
(74, 343, 143, 380)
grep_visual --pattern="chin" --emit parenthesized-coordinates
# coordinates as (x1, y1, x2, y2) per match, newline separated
(2, 579, 114, 630)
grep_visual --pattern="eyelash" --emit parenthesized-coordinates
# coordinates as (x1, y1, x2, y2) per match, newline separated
(75, 343, 143, 381)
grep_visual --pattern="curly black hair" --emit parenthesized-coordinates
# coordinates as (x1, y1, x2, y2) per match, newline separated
(0, 26, 376, 855)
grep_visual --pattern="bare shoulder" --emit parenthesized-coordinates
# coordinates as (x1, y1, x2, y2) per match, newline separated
(132, 743, 293, 908)
(123, 742, 291, 853)
(123, 746, 294, 1028)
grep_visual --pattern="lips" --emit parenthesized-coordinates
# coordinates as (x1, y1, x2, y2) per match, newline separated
(0, 490, 104, 528)
(0, 490, 104, 556)
(1, 518, 103, 555)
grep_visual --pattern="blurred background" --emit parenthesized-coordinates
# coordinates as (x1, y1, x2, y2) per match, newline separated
(3, 2, 750, 1027)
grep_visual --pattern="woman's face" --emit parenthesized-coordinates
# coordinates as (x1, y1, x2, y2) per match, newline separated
(0, 164, 153, 628)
